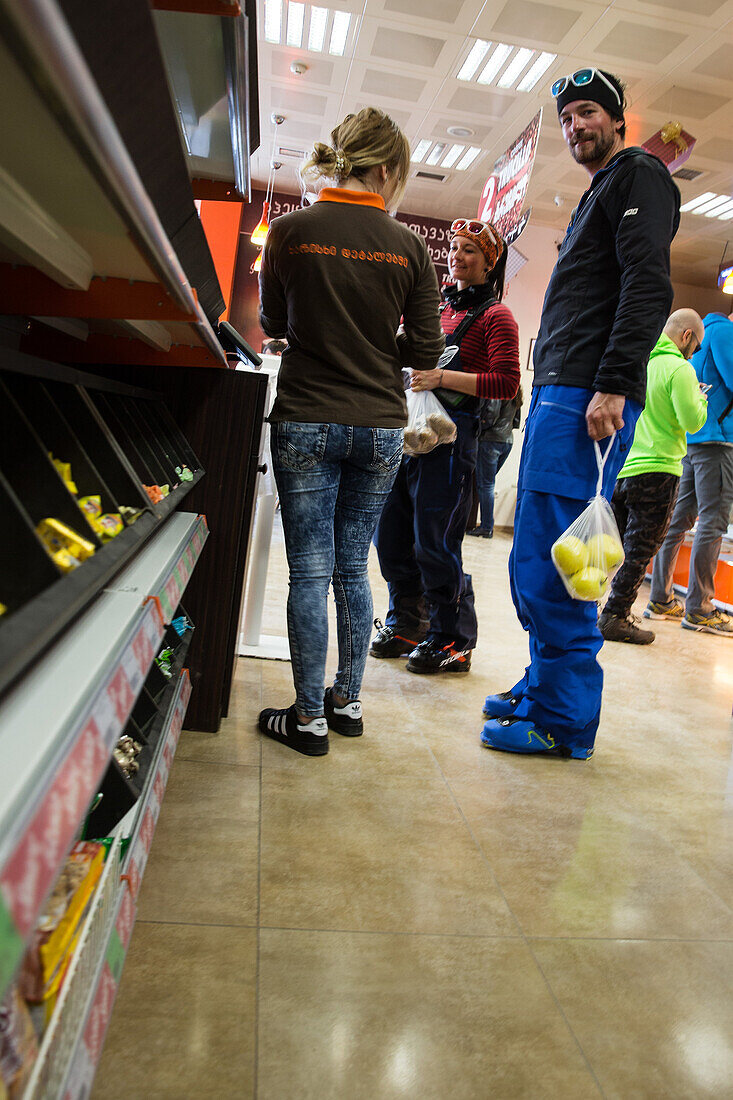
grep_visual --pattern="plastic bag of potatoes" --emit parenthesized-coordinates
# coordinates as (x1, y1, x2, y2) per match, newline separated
(403, 387, 457, 456)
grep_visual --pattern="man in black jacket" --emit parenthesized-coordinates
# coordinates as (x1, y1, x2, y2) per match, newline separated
(481, 68, 680, 760)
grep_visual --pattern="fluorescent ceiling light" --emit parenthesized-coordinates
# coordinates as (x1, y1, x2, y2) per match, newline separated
(286, 2, 305, 47)
(329, 10, 350, 55)
(679, 191, 716, 212)
(455, 146, 481, 171)
(441, 144, 465, 169)
(718, 206, 733, 220)
(411, 139, 432, 163)
(695, 194, 732, 215)
(264, 0, 282, 42)
(497, 47, 533, 89)
(477, 43, 512, 85)
(706, 197, 733, 218)
(426, 143, 447, 166)
(308, 6, 328, 51)
(517, 51, 556, 92)
(458, 40, 491, 82)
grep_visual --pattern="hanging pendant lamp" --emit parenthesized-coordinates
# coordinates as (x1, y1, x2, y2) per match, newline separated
(251, 250, 263, 274)
(250, 114, 284, 247)
(250, 202, 270, 246)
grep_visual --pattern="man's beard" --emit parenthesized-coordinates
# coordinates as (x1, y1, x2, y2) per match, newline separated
(570, 129, 615, 165)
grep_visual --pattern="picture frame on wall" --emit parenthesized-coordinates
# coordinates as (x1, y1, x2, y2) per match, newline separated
(527, 337, 536, 371)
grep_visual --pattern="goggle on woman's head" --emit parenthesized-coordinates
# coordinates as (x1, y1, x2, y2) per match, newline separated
(449, 219, 505, 273)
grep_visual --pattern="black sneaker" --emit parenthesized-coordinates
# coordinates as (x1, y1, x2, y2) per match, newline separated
(406, 638, 472, 674)
(324, 687, 363, 737)
(598, 610, 655, 645)
(258, 705, 329, 756)
(369, 618, 424, 659)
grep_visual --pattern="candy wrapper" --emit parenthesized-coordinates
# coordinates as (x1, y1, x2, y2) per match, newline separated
(0, 986, 38, 1098)
(175, 465, 194, 482)
(49, 455, 77, 495)
(551, 436, 625, 601)
(37, 518, 96, 573)
(78, 496, 123, 541)
(403, 384, 456, 456)
(143, 484, 164, 504)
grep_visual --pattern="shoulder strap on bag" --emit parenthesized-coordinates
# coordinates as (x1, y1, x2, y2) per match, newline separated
(442, 297, 498, 347)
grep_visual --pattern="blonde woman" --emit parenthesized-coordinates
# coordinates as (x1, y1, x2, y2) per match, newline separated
(258, 108, 444, 756)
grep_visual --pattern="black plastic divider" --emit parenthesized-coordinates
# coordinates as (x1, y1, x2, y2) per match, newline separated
(136, 402, 188, 480)
(128, 399, 180, 485)
(3, 374, 122, 518)
(42, 383, 151, 516)
(0, 379, 101, 545)
(0, 473, 59, 614)
(86, 617, 193, 838)
(154, 401, 201, 471)
(107, 395, 169, 487)
(86, 391, 154, 487)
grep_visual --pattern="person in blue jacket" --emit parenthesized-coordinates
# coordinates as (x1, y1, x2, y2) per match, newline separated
(481, 68, 680, 760)
(646, 310, 733, 636)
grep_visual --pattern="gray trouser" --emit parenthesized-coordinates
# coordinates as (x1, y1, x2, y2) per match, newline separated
(650, 443, 733, 614)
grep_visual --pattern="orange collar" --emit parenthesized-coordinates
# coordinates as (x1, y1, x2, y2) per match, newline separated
(316, 187, 386, 211)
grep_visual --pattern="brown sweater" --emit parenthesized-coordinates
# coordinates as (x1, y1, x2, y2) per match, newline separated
(259, 189, 445, 427)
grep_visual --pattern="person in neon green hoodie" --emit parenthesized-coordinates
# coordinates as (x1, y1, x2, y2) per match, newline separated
(599, 309, 707, 644)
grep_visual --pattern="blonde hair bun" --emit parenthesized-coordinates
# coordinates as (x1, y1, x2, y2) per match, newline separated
(301, 107, 410, 204)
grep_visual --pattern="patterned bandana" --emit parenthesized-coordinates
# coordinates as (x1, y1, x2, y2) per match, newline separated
(449, 218, 505, 272)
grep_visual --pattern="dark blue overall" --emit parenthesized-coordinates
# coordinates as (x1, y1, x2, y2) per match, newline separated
(508, 385, 641, 753)
(374, 395, 480, 651)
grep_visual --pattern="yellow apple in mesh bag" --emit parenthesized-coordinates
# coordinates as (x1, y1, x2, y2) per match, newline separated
(585, 533, 624, 572)
(552, 535, 589, 576)
(568, 566, 609, 601)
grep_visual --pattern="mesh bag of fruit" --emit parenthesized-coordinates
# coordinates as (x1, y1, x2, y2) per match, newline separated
(403, 385, 457, 456)
(551, 435, 625, 601)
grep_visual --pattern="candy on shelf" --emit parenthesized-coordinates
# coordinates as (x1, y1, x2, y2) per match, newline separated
(159, 484, 170, 498)
(0, 603, 6, 618)
(113, 734, 142, 779)
(36, 519, 96, 573)
(171, 614, 192, 637)
(49, 455, 78, 495)
(19, 843, 105, 1022)
(119, 505, 143, 524)
(175, 464, 194, 482)
(78, 496, 123, 541)
(143, 484, 164, 504)
(0, 984, 38, 1099)
(155, 646, 175, 678)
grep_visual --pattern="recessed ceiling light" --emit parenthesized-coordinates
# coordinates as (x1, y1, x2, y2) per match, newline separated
(458, 39, 491, 82)
(455, 146, 482, 171)
(411, 139, 432, 163)
(287, 2, 305, 47)
(329, 10, 350, 55)
(516, 51, 556, 92)
(497, 47, 533, 89)
(426, 143, 447, 166)
(447, 126, 474, 138)
(477, 43, 512, 85)
(441, 144, 465, 169)
(308, 5, 328, 51)
(679, 191, 716, 212)
(264, 0, 282, 43)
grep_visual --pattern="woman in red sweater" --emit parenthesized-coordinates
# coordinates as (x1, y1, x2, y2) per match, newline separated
(373, 219, 520, 673)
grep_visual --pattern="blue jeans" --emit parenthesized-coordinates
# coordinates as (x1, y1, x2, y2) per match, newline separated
(271, 422, 403, 716)
(508, 386, 641, 752)
(476, 438, 513, 533)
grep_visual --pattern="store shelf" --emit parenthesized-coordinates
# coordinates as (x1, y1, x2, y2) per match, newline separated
(21, 667, 192, 1100)
(0, 0, 228, 367)
(0, 513, 207, 1005)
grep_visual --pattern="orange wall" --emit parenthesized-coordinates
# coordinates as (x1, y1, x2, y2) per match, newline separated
(198, 199, 243, 320)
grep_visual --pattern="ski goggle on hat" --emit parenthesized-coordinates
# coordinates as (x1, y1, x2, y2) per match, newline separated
(551, 68, 623, 117)
(450, 219, 505, 270)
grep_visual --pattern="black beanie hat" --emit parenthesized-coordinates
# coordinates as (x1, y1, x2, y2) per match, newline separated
(555, 70, 624, 120)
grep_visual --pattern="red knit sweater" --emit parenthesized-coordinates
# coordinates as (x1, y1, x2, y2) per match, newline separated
(440, 301, 520, 400)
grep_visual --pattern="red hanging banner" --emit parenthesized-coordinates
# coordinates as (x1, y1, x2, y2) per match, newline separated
(477, 109, 542, 242)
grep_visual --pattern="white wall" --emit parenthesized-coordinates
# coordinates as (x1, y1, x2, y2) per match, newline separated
(492, 223, 560, 524)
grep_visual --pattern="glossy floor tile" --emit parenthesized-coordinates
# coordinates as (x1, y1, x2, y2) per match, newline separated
(92, 923, 257, 1099)
(98, 524, 733, 1098)
(257, 929, 601, 1100)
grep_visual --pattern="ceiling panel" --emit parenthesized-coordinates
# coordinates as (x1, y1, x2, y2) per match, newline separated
(360, 68, 427, 101)
(383, 0, 468, 22)
(371, 25, 447, 67)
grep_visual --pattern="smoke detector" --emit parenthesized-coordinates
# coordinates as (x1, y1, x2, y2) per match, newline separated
(290, 61, 308, 75)
(447, 126, 474, 138)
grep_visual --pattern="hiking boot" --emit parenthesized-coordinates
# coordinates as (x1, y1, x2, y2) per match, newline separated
(467, 527, 492, 538)
(258, 705, 329, 756)
(598, 610, 655, 645)
(681, 610, 733, 636)
(369, 619, 424, 659)
(482, 690, 522, 718)
(406, 638, 472, 674)
(644, 598, 683, 621)
(324, 687, 363, 737)
(480, 716, 594, 760)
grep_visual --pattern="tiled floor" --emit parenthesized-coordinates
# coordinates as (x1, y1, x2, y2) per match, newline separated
(94, 525, 733, 1099)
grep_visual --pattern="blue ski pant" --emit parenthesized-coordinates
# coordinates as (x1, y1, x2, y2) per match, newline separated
(508, 386, 641, 752)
